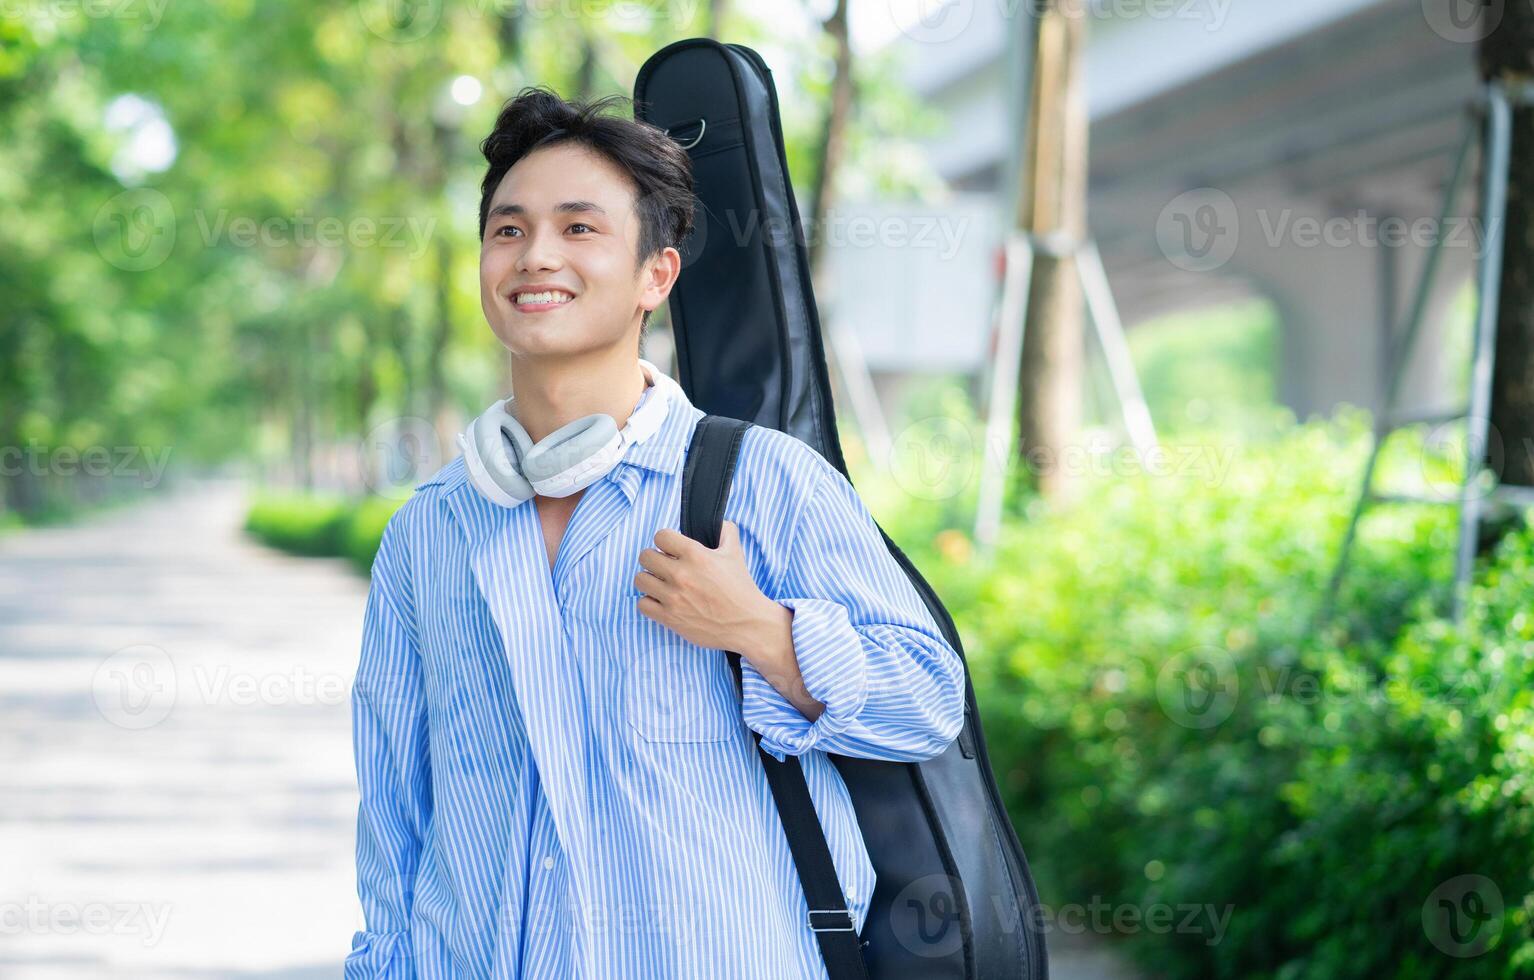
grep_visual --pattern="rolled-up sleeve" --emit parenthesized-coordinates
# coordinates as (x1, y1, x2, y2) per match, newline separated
(346, 512, 432, 979)
(739, 464, 967, 763)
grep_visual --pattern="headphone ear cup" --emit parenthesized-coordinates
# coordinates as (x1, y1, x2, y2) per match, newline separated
(497, 408, 536, 472)
(463, 402, 536, 504)
(522, 413, 619, 485)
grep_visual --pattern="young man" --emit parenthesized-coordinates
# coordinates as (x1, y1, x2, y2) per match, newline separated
(346, 87, 967, 979)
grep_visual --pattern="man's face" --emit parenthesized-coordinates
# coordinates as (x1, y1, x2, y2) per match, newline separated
(479, 142, 674, 361)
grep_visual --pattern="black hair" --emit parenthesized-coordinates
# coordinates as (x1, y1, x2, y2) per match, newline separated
(477, 86, 695, 333)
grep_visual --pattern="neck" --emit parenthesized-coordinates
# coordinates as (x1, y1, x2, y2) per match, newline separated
(508, 353, 652, 444)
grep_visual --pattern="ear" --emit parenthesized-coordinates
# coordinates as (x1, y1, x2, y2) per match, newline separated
(640, 245, 683, 313)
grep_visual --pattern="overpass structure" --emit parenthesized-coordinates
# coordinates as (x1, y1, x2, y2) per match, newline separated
(847, 0, 1492, 421)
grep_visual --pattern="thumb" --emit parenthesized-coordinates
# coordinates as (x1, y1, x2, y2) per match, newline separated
(717, 519, 740, 549)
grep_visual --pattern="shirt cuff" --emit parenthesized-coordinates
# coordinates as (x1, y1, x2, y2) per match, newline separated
(345, 929, 413, 979)
(738, 597, 870, 762)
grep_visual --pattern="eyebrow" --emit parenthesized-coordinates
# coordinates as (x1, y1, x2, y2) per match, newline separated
(486, 200, 608, 221)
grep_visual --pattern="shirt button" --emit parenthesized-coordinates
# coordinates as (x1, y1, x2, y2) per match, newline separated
(543, 855, 555, 871)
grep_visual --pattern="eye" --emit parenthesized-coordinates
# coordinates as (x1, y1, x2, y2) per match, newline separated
(493, 223, 593, 238)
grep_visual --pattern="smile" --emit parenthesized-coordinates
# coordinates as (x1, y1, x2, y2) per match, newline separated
(513, 289, 575, 312)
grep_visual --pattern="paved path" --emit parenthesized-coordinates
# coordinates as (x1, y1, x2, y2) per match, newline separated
(0, 477, 1144, 979)
(0, 478, 365, 978)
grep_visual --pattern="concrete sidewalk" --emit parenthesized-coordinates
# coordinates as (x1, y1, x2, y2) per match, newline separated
(0, 479, 365, 978)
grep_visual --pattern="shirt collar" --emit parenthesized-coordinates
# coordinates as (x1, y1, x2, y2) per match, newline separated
(616, 370, 699, 478)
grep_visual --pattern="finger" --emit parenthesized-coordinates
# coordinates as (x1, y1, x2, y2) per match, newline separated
(636, 547, 674, 581)
(634, 569, 667, 596)
(653, 527, 696, 558)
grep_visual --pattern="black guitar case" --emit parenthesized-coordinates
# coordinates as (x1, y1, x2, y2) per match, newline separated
(635, 38, 1048, 980)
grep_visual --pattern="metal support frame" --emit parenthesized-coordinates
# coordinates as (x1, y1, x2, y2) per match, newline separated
(973, 0, 1158, 554)
(975, 232, 1035, 553)
(1079, 240, 1159, 457)
(1323, 81, 1516, 624)
(973, 232, 1159, 553)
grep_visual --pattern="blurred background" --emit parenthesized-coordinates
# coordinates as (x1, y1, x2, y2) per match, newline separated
(3, 0, 1533, 977)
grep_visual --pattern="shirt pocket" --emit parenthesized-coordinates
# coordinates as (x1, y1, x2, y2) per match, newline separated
(612, 590, 742, 744)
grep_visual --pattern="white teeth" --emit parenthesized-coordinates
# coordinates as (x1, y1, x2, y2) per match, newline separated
(515, 290, 573, 305)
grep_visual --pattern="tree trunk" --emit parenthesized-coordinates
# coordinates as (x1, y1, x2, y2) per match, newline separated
(1479, 7, 1534, 486)
(427, 234, 454, 456)
(1015, 1, 1087, 500)
(806, 0, 852, 279)
(707, 0, 727, 38)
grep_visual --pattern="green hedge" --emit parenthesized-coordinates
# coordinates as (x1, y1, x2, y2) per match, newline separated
(900, 413, 1534, 978)
(243, 491, 400, 573)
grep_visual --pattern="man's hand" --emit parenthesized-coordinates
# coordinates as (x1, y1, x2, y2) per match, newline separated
(634, 521, 776, 654)
(634, 521, 826, 723)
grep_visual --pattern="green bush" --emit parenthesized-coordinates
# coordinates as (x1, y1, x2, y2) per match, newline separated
(244, 491, 403, 570)
(244, 492, 356, 558)
(341, 495, 402, 572)
(883, 411, 1533, 978)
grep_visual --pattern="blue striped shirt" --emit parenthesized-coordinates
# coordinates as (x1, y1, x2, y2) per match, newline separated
(346, 374, 967, 978)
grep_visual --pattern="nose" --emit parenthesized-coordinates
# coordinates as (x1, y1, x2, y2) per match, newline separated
(514, 222, 563, 275)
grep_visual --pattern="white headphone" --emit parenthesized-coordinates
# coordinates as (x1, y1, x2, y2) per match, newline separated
(457, 358, 678, 508)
